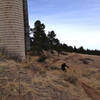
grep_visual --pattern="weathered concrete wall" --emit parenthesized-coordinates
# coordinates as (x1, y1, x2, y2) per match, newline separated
(0, 0, 25, 59)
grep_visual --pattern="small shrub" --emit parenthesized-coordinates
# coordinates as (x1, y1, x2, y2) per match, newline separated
(79, 59, 89, 64)
(29, 50, 42, 56)
(44, 65, 60, 71)
(61, 52, 68, 55)
(85, 58, 94, 61)
(24, 64, 41, 73)
(64, 76, 78, 85)
(37, 55, 47, 62)
(79, 58, 93, 65)
(50, 66, 60, 70)
(39, 71, 46, 77)
(50, 51, 54, 54)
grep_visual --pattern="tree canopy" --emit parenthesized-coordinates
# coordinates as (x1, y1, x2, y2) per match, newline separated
(30, 20, 100, 56)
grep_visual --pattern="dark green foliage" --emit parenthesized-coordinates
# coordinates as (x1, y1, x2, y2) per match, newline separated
(75, 47, 100, 56)
(30, 20, 48, 54)
(47, 31, 60, 52)
(29, 20, 100, 56)
(77, 46, 85, 53)
(47, 31, 56, 50)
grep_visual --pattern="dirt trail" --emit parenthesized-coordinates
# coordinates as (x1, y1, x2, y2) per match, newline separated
(80, 82, 100, 100)
(68, 64, 100, 100)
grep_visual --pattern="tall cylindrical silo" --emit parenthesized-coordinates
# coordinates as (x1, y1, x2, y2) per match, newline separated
(0, 0, 25, 59)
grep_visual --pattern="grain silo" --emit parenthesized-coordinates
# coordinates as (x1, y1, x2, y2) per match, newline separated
(0, 0, 30, 60)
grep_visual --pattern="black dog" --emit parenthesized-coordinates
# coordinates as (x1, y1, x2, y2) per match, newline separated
(61, 63, 69, 71)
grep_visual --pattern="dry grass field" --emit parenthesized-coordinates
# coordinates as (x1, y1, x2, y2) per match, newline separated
(0, 51, 100, 100)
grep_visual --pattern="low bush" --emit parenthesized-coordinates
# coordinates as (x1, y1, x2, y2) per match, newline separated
(79, 59, 89, 64)
(64, 76, 78, 85)
(37, 55, 47, 63)
(24, 63, 41, 73)
(44, 65, 60, 71)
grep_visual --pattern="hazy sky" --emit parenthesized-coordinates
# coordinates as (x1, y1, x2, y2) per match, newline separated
(28, 0, 100, 50)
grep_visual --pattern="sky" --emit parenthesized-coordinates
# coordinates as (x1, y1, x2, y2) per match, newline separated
(28, 0, 100, 50)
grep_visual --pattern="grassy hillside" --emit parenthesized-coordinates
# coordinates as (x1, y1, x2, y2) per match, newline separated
(0, 52, 100, 100)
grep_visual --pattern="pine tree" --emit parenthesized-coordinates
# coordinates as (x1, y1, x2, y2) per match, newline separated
(31, 20, 48, 54)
